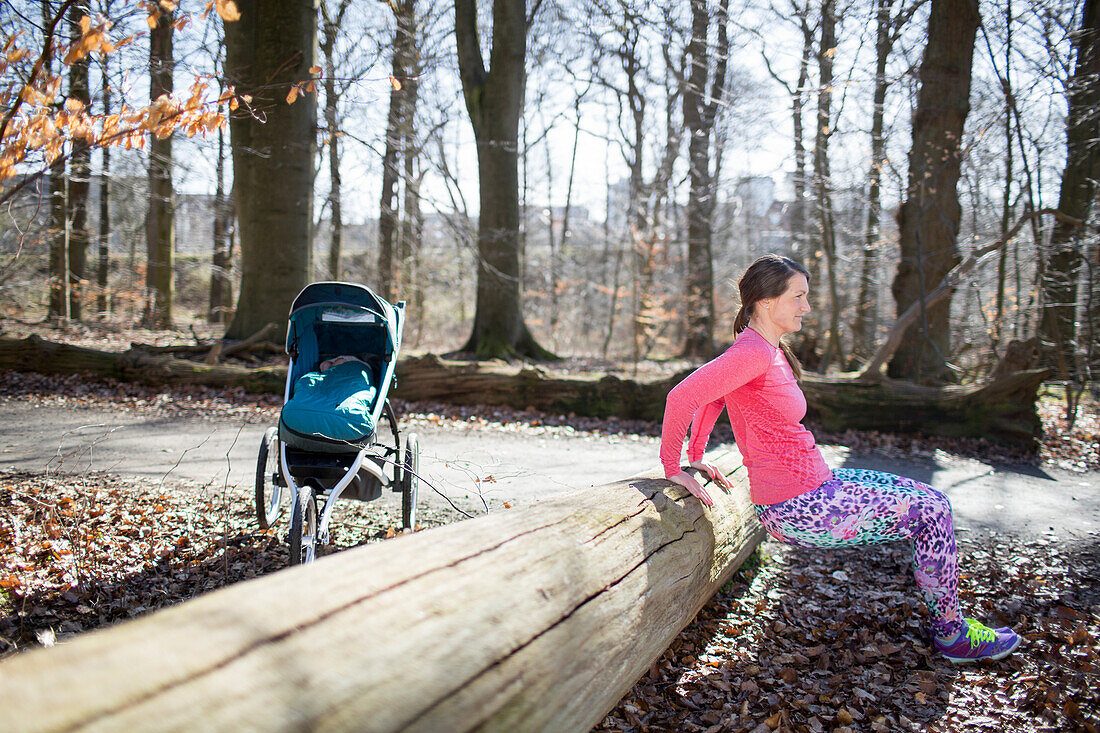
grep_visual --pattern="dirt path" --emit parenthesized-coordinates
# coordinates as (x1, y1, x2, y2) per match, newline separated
(3, 398, 1097, 540)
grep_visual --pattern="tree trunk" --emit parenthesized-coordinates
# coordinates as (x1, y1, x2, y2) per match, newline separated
(398, 9, 420, 304)
(0, 454, 764, 733)
(143, 5, 174, 329)
(813, 0, 843, 370)
(1040, 0, 1100, 378)
(209, 122, 234, 323)
(456, 0, 551, 359)
(96, 52, 111, 316)
(65, 0, 91, 322)
(791, 9, 813, 261)
(850, 0, 895, 364)
(681, 0, 730, 359)
(321, 1, 351, 282)
(45, 0, 68, 322)
(224, 0, 316, 342)
(889, 0, 978, 384)
(378, 1, 412, 300)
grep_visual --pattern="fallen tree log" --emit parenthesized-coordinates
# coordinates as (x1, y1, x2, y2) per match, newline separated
(0, 334, 285, 394)
(392, 355, 1050, 448)
(0, 453, 764, 733)
(0, 335, 1050, 447)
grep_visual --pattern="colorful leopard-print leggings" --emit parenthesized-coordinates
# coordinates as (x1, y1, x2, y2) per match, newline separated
(753, 468, 964, 639)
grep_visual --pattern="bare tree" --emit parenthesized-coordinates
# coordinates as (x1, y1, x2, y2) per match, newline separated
(812, 0, 842, 369)
(65, 0, 91, 321)
(224, 0, 317, 341)
(759, 0, 816, 264)
(455, 0, 552, 358)
(1040, 0, 1099, 378)
(143, 2, 174, 328)
(95, 1, 112, 316)
(889, 0, 980, 383)
(681, 0, 731, 358)
(320, 0, 351, 281)
(379, 0, 416, 299)
(850, 0, 925, 364)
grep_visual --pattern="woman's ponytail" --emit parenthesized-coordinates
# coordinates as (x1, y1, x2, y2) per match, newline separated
(733, 305, 750, 336)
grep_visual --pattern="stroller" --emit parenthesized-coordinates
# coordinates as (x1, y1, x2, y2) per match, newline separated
(253, 282, 420, 565)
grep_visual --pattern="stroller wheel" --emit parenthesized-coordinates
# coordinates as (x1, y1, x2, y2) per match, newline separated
(289, 486, 319, 565)
(401, 433, 420, 531)
(255, 427, 285, 529)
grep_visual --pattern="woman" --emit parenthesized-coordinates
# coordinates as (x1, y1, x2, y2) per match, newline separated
(659, 254, 1021, 664)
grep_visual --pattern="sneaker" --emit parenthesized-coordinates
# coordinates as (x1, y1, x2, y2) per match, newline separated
(934, 618, 1022, 663)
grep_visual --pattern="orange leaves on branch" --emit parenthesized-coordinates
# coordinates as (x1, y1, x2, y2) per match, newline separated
(204, 0, 241, 22)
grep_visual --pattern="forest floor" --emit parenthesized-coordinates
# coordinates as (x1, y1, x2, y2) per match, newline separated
(0, 319, 1097, 731)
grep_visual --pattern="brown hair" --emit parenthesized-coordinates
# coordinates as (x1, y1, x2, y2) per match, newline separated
(733, 254, 810, 380)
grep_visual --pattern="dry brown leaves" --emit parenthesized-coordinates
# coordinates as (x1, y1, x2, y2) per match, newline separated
(596, 534, 1100, 733)
(0, 471, 460, 659)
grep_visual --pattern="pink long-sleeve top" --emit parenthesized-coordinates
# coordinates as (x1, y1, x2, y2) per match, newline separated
(660, 327, 831, 505)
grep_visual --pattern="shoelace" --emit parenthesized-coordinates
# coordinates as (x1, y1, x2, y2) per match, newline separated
(964, 619, 996, 648)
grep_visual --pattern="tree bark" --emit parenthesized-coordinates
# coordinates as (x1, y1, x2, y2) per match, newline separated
(96, 45, 111, 316)
(378, 0, 413, 299)
(320, 1, 351, 282)
(143, 4, 175, 329)
(888, 0, 979, 384)
(681, 0, 730, 359)
(45, 0, 68, 322)
(813, 0, 843, 370)
(65, 0, 91, 322)
(398, 6, 421, 304)
(209, 121, 234, 323)
(0, 453, 763, 733)
(1039, 0, 1100, 378)
(456, 0, 551, 359)
(850, 0, 896, 364)
(224, 0, 316, 342)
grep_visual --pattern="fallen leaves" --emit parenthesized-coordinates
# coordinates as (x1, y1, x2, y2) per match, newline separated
(0, 471, 462, 659)
(596, 532, 1100, 732)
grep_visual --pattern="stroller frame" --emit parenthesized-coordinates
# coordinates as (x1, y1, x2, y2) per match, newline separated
(254, 282, 420, 565)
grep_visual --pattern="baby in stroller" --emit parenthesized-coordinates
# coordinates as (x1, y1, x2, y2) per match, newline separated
(253, 282, 420, 566)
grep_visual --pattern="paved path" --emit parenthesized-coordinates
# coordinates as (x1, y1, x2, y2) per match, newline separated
(2, 400, 1097, 540)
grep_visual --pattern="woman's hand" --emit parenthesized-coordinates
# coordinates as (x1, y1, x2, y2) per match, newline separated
(668, 471, 713, 507)
(689, 460, 734, 489)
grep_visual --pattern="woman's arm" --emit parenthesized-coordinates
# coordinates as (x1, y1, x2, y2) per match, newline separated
(659, 343, 771, 478)
(686, 399, 724, 464)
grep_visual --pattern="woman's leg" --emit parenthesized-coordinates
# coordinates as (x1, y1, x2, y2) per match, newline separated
(754, 468, 963, 639)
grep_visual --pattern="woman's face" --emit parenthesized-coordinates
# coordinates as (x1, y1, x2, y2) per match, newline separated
(757, 273, 811, 336)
